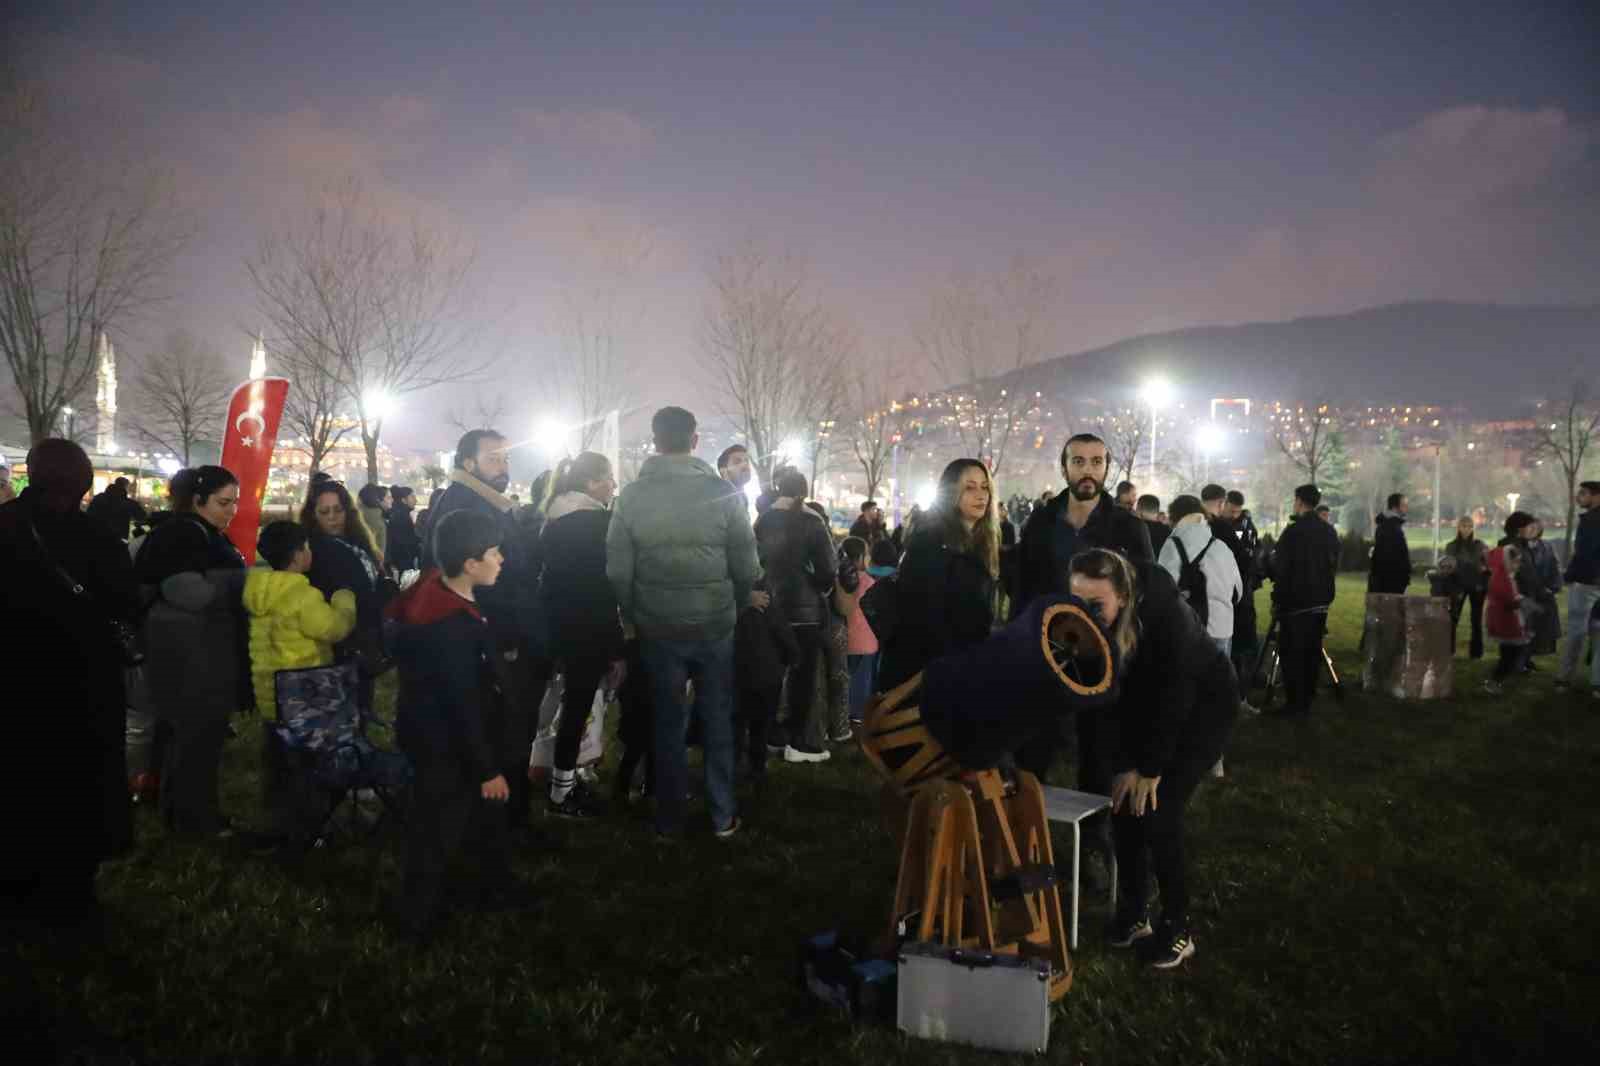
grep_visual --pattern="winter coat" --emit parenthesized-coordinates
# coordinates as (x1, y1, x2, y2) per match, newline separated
(1526, 537, 1562, 654)
(0, 488, 138, 864)
(427, 471, 539, 647)
(305, 531, 383, 664)
(386, 503, 421, 572)
(734, 584, 802, 692)
(85, 486, 148, 541)
(1104, 561, 1238, 778)
(1014, 490, 1153, 616)
(389, 574, 505, 782)
(1565, 506, 1600, 586)
(1271, 512, 1341, 613)
(1158, 517, 1244, 640)
(1484, 546, 1527, 644)
(606, 453, 760, 642)
(1443, 536, 1489, 593)
(845, 570, 879, 654)
(540, 491, 625, 663)
(242, 569, 357, 718)
(1369, 512, 1412, 594)
(754, 502, 836, 627)
(135, 512, 251, 715)
(360, 504, 388, 563)
(1144, 518, 1171, 558)
(1528, 538, 1562, 596)
(877, 524, 995, 693)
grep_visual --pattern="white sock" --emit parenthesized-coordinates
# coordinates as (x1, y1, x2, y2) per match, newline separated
(550, 769, 576, 804)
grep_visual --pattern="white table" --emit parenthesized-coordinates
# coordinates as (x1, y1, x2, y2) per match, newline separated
(1040, 785, 1115, 949)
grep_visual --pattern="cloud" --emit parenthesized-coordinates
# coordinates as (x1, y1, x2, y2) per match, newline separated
(378, 94, 437, 132)
(513, 107, 655, 154)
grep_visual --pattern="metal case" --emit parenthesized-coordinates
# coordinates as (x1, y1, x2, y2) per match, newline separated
(896, 942, 1052, 1054)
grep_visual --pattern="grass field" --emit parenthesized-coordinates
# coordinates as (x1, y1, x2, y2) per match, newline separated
(10, 575, 1599, 1064)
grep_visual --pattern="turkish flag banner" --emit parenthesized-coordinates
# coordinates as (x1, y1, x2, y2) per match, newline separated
(219, 377, 290, 564)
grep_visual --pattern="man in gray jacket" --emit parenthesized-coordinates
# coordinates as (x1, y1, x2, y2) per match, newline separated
(607, 407, 760, 838)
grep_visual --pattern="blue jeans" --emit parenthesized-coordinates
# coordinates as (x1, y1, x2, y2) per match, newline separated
(847, 653, 878, 721)
(1560, 584, 1600, 688)
(641, 636, 737, 835)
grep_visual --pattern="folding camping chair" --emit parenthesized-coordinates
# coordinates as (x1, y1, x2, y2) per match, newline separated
(273, 662, 411, 849)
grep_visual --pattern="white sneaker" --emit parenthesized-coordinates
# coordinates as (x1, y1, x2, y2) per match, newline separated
(783, 743, 831, 764)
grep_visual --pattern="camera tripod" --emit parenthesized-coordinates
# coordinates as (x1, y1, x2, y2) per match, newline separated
(1250, 609, 1344, 709)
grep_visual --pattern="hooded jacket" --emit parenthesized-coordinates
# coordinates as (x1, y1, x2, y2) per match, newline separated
(1014, 489, 1153, 616)
(754, 501, 837, 627)
(606, 453, 760, 641)
(388, 574, 502, 782)
(540, 491, 625, 662)
(1484, 545, 1526, 644)
(1369, 511, 1412, 594)
(242, 569, 357, 718)
(1158, 516, 1244, 640)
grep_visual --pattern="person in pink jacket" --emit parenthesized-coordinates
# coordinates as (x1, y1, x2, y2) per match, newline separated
(839, 537, 879, 723)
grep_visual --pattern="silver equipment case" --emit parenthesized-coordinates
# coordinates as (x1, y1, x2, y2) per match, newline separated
(896, 941, 1052, 1054)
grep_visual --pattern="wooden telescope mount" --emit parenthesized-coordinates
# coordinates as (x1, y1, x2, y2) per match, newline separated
(859, 601, 1116, 1004)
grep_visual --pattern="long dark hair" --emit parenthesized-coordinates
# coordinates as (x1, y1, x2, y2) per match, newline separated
(300, 480, 380, 559)
(546, 451, 612, 509)
(929, 458, 999, 579)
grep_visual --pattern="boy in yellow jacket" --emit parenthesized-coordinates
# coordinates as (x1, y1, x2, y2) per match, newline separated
(244, 521, 357, 837)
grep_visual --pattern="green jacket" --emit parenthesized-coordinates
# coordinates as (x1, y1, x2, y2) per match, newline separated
(606, 454, 760, 641)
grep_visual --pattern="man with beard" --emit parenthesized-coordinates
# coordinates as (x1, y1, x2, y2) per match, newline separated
(1115, 480, 1138, 511)
(427, 429, 548, 836)
(717, 445, 754, 515)
(1013, 432, 1153, 891)
(849, 500, 886, 545)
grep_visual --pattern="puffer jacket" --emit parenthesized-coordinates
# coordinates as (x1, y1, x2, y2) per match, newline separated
(606, 453, 760, 641)
(754, 502, 836, 627)
(242, 569, 358, 718)
(540, 491, 624, 662)
(1157, 517, 1244, 640)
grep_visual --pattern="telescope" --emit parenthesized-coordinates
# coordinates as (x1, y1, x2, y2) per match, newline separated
(859, 594, 1120, 1001)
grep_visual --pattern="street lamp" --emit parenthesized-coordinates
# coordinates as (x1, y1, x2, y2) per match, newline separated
(533, 415, 570, 462)
(1193, 423, 1225, 483)
(1140, 377, 1172, 488)
(362, 389, 396, 423)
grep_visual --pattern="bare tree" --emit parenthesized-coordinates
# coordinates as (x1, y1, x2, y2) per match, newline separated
(916, 256, 1055, 479)
(0, 84, 193, 443)
(541, 219, 654, 451)
(1093, 408, 1148, 491)
(1273, 402, 1350, 490)
(698, 243, 852, 490)
(445, 390, 509, 437)
(126, 330, 231, 465)
(844, 356, 909, 501)
(1529, 380, 1600, 555)
(248, 178, 482, 486)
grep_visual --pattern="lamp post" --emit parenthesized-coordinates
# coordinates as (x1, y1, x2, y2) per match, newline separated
(1194, 422, 1224, 486)
(1141, 378, 1172, 489)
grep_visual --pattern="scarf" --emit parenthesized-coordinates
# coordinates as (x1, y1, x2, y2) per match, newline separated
(451, 468, 513, 513)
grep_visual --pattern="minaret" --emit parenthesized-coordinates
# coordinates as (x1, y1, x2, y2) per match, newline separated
(95, 330, 117, 454)
(249, 332, 267, 380)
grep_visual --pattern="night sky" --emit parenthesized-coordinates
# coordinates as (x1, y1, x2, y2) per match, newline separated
(11, 1, 1598, 447)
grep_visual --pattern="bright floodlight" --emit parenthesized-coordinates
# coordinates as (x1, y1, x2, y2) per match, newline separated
(534, 415, 570, 458)
(1194, 423, 1226, 455)
(363, 389, 396, 421)
(157, 457, 182, 476)
(1141, 377, 1173, 409)
(916, 482, 937, 510)
(779, 436, 806, 461)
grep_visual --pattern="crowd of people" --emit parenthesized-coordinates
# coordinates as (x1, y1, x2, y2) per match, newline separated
(4, 413, 1597, 974)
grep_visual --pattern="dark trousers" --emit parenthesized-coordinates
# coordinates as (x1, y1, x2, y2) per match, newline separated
(554, 653, 610, 774)
(397, 754, 509, 931)
(158, 704, 230, 835)
(1113, 747, 1213, 932)
(1492, 641, 1530, 681)
(738, 684, 782, 776)
(615, 640, 654, 797)
(1279, 612, 1328, 714)
(785, 623, 827, 748)
(1450, 588, 1486, 659)
(491, 648, 551, 830)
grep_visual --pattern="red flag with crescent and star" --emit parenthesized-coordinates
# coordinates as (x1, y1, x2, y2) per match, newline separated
(219, 377, 289, 564)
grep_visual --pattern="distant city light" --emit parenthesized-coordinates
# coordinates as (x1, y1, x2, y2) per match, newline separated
(1194, 423, 1226, 456)
(158, 457, 182, 476)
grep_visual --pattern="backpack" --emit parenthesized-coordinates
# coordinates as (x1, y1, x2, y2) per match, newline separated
(1173, 535, 1219, 628)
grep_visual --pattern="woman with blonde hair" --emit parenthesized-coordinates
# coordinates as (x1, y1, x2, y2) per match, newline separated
(875, 458, 998, 694)
(1066, 546, 1238, 971)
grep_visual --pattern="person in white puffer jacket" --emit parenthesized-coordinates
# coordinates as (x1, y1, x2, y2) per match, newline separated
(1157, 494, 1244, 654)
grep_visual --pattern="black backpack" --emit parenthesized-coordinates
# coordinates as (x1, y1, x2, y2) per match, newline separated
(1173, 535, 1218, 628)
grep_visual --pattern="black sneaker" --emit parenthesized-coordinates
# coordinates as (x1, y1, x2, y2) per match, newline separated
(1141, 926, 1196, 970)
(547, 789, 596, 818)
(1108, 913, 1153, 948)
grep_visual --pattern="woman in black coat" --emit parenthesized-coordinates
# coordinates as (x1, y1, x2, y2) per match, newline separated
(386, 485, 422, 572)
(0, 439, 138, 926)
(538, 453, 626, 816)
(875, 459, 998, 694)
(134, 465, 248, 837)
(754, 470, 838, 761)
(1067, 547, 1238, 972)
(300, 480, 385, 677)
